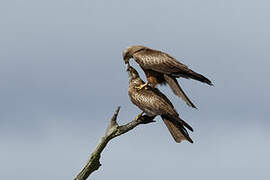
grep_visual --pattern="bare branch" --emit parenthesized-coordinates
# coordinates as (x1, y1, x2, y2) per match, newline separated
(110, 106, 120, 127)
(74, 107, 155, 180)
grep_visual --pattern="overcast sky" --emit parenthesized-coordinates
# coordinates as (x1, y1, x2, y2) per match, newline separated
(1, 0, 269, 179)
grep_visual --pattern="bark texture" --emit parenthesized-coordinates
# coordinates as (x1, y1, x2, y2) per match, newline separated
(74, 107, 155, 180)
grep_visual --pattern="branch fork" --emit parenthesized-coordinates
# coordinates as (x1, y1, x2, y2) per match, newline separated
(75, 106, 155, 180)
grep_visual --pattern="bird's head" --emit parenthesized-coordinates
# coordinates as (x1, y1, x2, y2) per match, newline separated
(122, 45, 146, 65)
(122, 47, 132, 65)
(127, 65, 139, 80)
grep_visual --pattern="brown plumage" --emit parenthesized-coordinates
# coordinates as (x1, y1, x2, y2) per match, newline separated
(127, 65, 193, 143)
(123, 45, 213, 109)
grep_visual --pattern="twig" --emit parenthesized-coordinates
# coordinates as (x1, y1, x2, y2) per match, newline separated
(74, 106, 155, 180)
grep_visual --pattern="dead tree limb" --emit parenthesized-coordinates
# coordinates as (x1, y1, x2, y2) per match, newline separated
(74, 106, 155, 180)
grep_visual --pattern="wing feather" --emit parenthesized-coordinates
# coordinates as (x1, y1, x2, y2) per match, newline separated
(133, 48, 189, 74)
(129, 87, 177, 117)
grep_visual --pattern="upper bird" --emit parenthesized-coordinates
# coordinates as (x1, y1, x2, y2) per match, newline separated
(127, 65, 193, 143)
(123, 45, 213, 109)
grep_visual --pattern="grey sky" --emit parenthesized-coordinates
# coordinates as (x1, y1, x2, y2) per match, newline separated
(0, 0, 269, 179)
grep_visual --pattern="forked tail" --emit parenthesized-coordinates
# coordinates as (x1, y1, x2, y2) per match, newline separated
(164, 74, 197, 108)
(161, 115, 193, 143)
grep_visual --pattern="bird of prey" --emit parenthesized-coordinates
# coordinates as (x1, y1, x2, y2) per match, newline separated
(127, 65, 193, 143)
(123, 45, 213, 108)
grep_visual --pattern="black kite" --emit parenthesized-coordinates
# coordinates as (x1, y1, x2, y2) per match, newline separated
(127, 65, 193, 143)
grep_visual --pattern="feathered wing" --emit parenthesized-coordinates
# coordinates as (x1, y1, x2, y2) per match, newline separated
(176, 68, 213, 86)
(164, 74, 197, 108)
(162, 115, 193, 143)
(132, 47, 213, 86)
(129, 88, 177, 117)
(133, 48, 186, 74)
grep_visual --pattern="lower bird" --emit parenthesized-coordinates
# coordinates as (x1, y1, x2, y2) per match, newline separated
(127, 65, 193, 143)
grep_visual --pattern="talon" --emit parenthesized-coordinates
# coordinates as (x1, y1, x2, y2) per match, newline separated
(135, 112, 144, 121)
(135, 83, 148, 90)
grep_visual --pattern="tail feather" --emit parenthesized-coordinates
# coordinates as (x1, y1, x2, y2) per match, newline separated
(164, 74, 197, 109)
(173, 70, 213, 86)
(161, 115, 193, 143)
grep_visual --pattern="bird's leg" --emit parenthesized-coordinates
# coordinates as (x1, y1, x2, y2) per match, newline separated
(135, 112, 144, 121)
(135, 83, 149, 90)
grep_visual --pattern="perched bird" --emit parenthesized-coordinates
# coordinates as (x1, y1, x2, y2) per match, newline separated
(123, 45, 213, 108)
(127, 65, 193, 143)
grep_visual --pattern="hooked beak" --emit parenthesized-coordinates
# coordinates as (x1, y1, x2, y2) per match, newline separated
(126, 63, 131, 72)
(124, 57, 129, 64)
